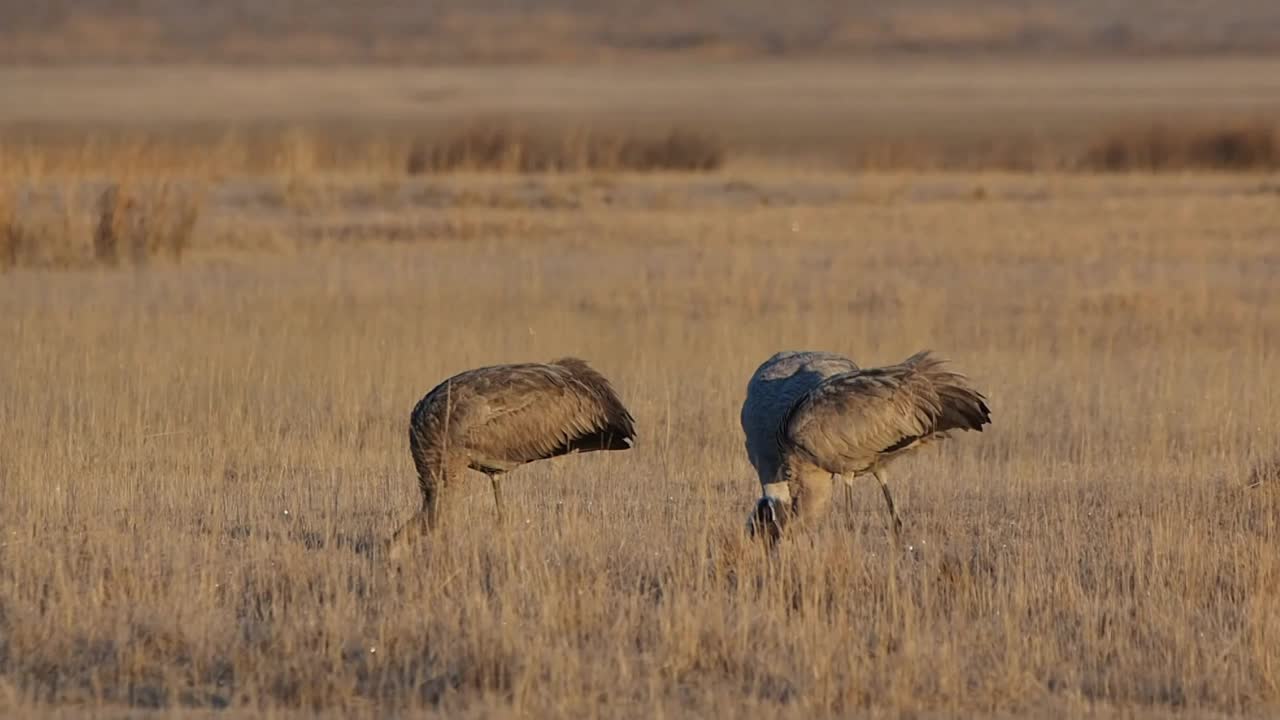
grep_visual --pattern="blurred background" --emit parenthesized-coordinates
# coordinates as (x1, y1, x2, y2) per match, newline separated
(8, 0, 1280, 63)
(3, 0, 1280, 176)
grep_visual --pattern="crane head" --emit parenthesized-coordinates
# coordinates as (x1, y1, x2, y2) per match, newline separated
(747, 495, 789, 545)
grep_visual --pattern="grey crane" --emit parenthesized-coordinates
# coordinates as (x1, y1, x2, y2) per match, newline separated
(745, 350, 991, 543)
(387, 357, 636, 557)
(741, 350, 863, 515)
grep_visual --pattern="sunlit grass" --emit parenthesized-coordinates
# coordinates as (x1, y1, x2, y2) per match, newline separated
(2, 167, 1278, 716)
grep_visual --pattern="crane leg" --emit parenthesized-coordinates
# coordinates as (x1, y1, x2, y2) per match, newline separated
(422, 480, 442, 528)
(871, 469, 903, 543)
(488, 473, 506, 526)
(838, 475, 856, 513)
(793, 468, 833, 526)
(834, 474, 855, 530)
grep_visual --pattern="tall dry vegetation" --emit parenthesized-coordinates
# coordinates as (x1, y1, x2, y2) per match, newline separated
(406, 125, 724, 174)
(6, 118, 1280, 182)
(0, 186, 17, 270)
(0, 125, 725, 180)
(0, 182, 199, 270)
(2, 168, 1279, 717)
(91, 183, 200, 266)
(1082, 122, 1280, 172)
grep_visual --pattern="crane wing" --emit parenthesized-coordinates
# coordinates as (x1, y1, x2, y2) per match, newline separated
(464, 362, 636, 469)
(782, 365, 943, 475)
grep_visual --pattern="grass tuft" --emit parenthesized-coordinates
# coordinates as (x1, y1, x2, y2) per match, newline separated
(93, 183, 201, 266)
(0, 182, 199, 271)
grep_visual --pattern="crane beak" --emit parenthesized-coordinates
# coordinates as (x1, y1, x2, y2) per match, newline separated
(748, 496, 788, 545)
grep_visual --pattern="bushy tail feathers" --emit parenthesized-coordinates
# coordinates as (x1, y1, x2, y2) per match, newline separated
(551, 356, 638, 445)
(902, 350, 992, 433)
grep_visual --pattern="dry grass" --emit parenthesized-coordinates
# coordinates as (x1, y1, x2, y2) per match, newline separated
(7, 118, 1280, 179)
(91, 183, 201, 267)
(0, 186, 17, 270)
(1082, 122, 1280, 172)
(0, 125, 725, 180)
(2, 167, 1279, 717)
(1248, 455, 1280, 489)
(405, 124, 724, 174)
(3, 54, 1280, 718)
(0, 181, 200, 270)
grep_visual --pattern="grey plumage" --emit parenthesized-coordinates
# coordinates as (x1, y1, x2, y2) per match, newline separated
(747, 350, 991, 542)
(389, 357, 636, 556)
(741, 350, 860, 490)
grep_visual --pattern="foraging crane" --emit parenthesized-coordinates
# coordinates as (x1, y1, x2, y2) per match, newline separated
(387, 357, 636, 556)
(745, 350, 991, 543)
(741, 350, 862, 514)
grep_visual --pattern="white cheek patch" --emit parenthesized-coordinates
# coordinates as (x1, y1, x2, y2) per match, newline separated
(762, 482, 792, 503)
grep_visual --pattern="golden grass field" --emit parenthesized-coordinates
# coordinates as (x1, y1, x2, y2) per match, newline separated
(3, 59, 1280, 718)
